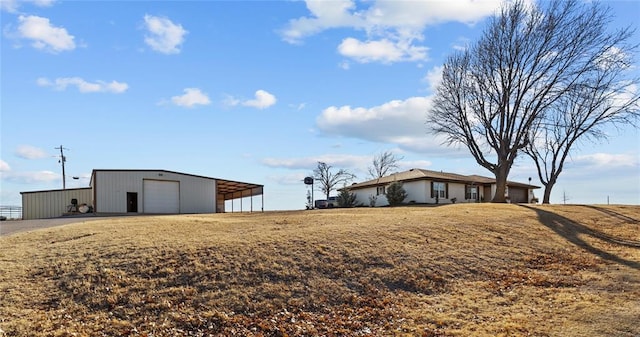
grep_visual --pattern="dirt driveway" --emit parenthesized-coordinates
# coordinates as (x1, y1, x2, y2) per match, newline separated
(0, 217, 99, 236)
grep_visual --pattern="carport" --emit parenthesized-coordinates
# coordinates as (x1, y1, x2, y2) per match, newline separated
(216, 179, 264, 212)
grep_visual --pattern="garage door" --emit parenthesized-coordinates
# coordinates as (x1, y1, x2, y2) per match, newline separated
(143, 180, 179, 213)
(509, 187, 527, 203)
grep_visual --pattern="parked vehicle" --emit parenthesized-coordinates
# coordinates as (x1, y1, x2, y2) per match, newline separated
(314, 200, 329, 209)
(327, 196, 338, 208)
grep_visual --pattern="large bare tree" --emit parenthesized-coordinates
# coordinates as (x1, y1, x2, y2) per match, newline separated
(428, 0, 632, 202)
(368, 151, 403, 179)
(313, 162, 356, 200)
(525, 50, 640, 203)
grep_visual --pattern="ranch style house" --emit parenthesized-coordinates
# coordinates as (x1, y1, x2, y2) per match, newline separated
(345, 168, 539, 206)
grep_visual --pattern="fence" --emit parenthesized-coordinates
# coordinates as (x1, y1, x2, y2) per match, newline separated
(0, 206, 22, 220)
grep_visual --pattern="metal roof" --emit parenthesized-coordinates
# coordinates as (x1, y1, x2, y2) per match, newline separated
(216, 179, 264, 200)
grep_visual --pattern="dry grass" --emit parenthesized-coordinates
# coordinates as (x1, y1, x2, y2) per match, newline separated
(0, 204, 638, 336)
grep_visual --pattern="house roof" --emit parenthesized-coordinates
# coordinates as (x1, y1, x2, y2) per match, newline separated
(346, 168, 540, 190)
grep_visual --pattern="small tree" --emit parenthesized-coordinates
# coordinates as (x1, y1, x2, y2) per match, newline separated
(385, 182, 408, 206)
(368, 151, 403, 179)
(313, 162, 356, 200)
(337, 187, 357, 208)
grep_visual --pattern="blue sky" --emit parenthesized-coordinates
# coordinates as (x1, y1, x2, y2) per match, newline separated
(1, 0, 639, 210)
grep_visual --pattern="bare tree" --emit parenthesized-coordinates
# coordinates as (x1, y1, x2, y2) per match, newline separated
(368, 151, 403, 179)
(313, 162, 356, 200)
(525, 51, 640, 203)
(428, 0, 631, 202)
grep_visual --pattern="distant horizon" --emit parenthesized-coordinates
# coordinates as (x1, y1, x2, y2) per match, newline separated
(2, 0, 638, 209)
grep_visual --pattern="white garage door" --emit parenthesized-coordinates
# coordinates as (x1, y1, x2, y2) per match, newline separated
(143, 180, 179, 213)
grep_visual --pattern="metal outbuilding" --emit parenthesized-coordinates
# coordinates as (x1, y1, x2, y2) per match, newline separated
(20, 169, 263, 220)
(21, 187, 93, 220)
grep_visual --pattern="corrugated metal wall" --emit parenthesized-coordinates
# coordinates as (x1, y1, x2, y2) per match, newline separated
(21, 188, 92, 220)
(93, 170, 216, 214)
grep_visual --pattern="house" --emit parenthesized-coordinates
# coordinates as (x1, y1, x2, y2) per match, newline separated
(20, 169, 263, 219)
(345, 168, 539, 206)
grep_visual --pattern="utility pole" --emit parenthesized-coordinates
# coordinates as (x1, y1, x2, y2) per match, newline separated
(55, 145, 68, 189)
(562, 190, 570, 205)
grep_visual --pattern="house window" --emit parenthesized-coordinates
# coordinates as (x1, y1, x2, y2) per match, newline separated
(466, 185, 478, 200)
(376, 186, 386, 195)
(432, 182, 447, 198)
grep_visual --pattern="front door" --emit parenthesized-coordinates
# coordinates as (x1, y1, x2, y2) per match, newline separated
(127, 192, 138, 212)
(483, 186, 492, 202)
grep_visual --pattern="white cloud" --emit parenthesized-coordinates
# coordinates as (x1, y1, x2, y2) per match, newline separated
(225, 90, 277, 110)
(452, 36, 471, 51)
(280, 0, 362, 44)
(282, 0, 503, 64)
(289, 103, 306, 111)
(423, 65, 443, 92)
(266, 172, 310, 186)
(243, 90, 277, 109)
(171, 88, 211, 108)
(314, 65, 463, 154)
(338, 37, 427, 63)
(1, 0, 55, 13)
(1, 0, 19, 12)
(37, 77, 128, 93)
(0, 160, 10, 172)
(32, 0, 55, 7)
(3, 170, 59, 184)
(572, 153, 638, 169)
(361, 1, 502, 27)
(316, 96, 442, 152)
(16, 15, 75, 53)
(315, 98, 462, 154)
(143, 14, 187, 54)
(222, 94, 241, 107)
(262, 154, 370, 170)
(15, 145, 48, 159)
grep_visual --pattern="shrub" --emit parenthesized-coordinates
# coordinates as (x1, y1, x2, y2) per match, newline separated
(385, 182, 408, 206)
(337, 188, 357, 208)
(368, 194, 378, 207)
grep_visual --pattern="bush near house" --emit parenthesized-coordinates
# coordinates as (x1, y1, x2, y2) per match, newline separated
(337, 188, 357, 208)
(385, 181, 408, 206)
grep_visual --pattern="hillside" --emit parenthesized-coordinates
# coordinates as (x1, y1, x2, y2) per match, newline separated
(1, 204, 638, 336)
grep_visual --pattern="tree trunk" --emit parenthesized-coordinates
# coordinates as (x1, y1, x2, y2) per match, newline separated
(492, 165, 509, 203)
(542, 185, 552, 204)
(541, 177, 557, 204)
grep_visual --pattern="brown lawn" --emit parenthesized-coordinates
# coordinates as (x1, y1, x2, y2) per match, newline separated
(0, 204, 638, 336)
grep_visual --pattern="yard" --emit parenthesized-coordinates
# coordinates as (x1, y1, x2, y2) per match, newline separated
(0, 204, 638, 336)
